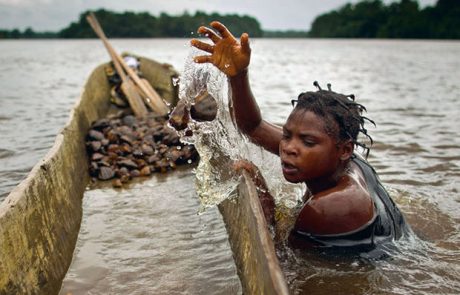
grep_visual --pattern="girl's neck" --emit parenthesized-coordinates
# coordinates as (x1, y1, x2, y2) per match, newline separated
(305, 162, 350, 195)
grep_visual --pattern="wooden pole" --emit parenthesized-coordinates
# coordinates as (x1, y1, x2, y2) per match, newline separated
(86, 15, 148, 118)
(88, 13, 170, 116)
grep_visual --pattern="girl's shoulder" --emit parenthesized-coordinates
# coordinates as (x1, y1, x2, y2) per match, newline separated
(294, 173, 375, 236)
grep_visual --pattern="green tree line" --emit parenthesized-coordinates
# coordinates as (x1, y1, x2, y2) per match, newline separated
(60, 9, 263, 38)
(0, 28, 57, 39)
(309, 0, 460, 38)
(0, 10, 263, 39)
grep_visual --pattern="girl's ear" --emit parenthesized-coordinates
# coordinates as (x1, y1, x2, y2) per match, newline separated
(339, 140, 354, 161)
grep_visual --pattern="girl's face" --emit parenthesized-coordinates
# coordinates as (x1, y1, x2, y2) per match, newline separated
(279, 110, 349, 184)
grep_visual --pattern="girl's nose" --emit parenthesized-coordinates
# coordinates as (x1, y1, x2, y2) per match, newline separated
(281, 139, 298, 156)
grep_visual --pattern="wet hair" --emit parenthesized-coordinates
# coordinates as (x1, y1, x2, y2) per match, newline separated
(291, 81, 375, 158)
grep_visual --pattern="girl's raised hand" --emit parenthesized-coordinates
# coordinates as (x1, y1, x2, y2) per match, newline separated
(191, 21, 251, 77)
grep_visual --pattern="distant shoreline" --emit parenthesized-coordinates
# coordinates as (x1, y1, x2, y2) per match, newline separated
(1, 1, 459, 40)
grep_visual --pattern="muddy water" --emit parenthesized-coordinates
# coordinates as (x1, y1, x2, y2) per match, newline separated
(1, 39, 459, 294)
(59, 168, 241, 294)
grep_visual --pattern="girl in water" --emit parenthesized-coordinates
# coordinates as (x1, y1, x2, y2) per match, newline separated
(190, 22, 409, 252)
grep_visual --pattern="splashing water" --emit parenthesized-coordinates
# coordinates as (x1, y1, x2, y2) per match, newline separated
(177, 48, 304, 213)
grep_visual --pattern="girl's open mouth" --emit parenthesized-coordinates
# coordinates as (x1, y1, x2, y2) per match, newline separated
(282, 161, 298, 175)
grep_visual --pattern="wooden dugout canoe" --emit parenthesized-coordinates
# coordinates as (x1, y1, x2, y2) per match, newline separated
(0, 55, 290, 295)
(218, 172, 290, 295)
(0, 56, 179, 295)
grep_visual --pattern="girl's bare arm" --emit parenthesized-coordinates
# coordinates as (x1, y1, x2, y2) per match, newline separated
(191, 21, 282, 155)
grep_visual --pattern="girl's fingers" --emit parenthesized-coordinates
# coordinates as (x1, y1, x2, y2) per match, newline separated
(232, 160, 245, 171)
(197, 26, 221, 43)
(210, 21, 234, 39)
(194, 55, 212, 64)
(232, 160, 254, 173)
(240, 33, 251, 54)
(190, 39, 214, 53)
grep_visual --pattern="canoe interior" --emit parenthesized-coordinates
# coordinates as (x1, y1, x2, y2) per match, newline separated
(218, 171, 290, 295)
(0, 56, 178, 295)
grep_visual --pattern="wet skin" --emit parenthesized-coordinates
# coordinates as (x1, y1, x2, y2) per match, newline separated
(191, 21, 375, 237)
(280, 110, 345, 186)
(281, 110, 374, 235)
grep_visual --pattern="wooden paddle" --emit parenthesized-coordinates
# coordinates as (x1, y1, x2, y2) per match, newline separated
(86, 15, 148, 118)
(87, 13, 170, 116)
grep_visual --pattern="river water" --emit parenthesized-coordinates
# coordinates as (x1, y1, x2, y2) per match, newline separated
(0, 39, 459, 294)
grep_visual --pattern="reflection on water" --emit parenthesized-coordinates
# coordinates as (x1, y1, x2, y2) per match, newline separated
(1, 39, 459, 294)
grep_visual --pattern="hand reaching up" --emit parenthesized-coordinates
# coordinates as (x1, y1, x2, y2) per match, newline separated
(191, 21, 251, 77)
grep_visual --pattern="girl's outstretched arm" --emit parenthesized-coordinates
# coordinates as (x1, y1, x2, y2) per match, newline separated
(191, 21, 282, 155)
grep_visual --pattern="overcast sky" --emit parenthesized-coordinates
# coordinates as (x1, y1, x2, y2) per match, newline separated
(0, 0, 438, 31)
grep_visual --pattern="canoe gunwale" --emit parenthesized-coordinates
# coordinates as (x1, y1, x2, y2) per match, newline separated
(218, 171, 290, 295)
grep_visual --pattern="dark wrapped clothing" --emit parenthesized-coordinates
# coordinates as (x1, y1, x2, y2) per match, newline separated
(291, 154, 409, 252)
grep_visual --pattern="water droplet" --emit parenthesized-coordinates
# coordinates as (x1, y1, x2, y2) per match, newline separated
(187, 159, 192, 164)
(176, 146, 182, 150)
(172, 77, 180, 86)
(224, 64, 230, 68)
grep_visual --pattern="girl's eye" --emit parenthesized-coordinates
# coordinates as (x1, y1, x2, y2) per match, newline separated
(302, 140, 315, 147)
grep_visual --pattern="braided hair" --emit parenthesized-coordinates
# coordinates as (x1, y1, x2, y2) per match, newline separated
(291, 81, 375, 158)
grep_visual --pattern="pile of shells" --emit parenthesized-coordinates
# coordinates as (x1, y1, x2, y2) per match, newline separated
(86, 112, 198, 187)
